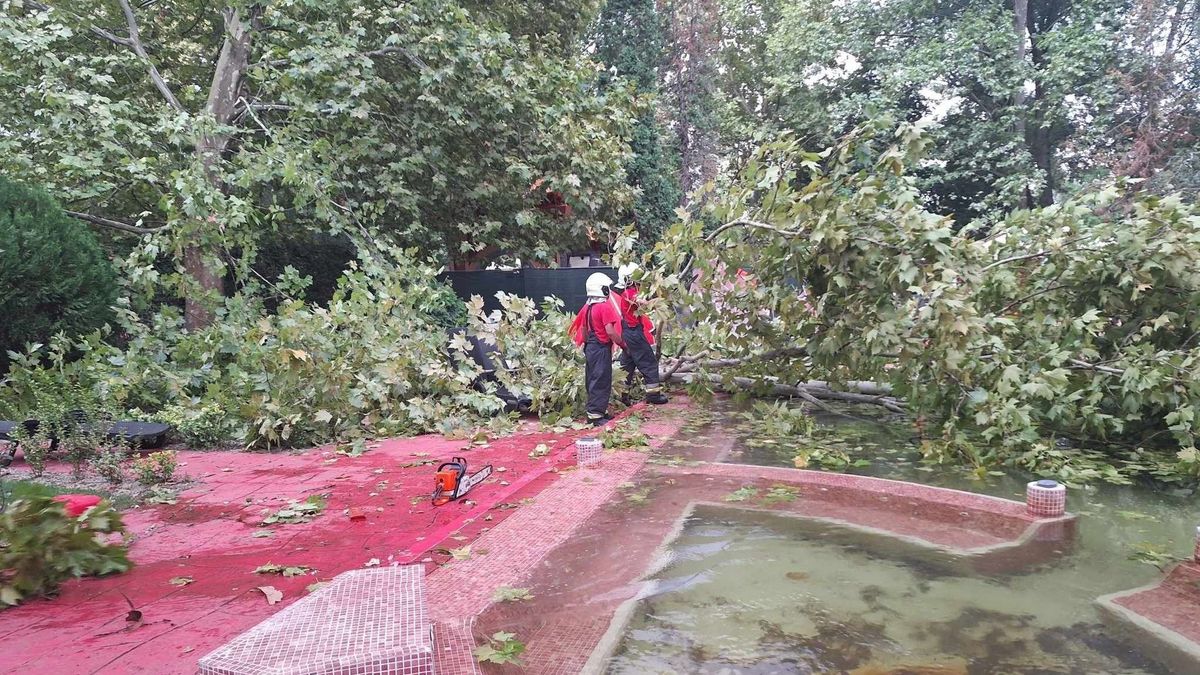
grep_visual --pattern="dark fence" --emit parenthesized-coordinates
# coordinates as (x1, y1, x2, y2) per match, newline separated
(440, 267, 616, 314)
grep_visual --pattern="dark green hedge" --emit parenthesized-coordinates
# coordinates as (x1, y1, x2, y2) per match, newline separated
(0, 178, 116, 369)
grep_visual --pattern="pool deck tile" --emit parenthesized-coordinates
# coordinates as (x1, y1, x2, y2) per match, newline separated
(1097, 561, 1200, 674)
(426, 450, 649, 672)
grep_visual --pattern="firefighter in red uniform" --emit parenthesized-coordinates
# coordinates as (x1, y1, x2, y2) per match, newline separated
(612, 263, 668, 405)
(569, 273, 625, 425)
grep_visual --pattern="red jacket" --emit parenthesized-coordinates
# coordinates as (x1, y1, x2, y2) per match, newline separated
(611, 287, 655, 346)
(569, 299, 622, 347)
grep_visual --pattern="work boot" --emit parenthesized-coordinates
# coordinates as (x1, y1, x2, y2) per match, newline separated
(646, 392, 669, 405)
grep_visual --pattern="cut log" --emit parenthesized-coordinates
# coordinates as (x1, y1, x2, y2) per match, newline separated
(668, 372, 906, 414)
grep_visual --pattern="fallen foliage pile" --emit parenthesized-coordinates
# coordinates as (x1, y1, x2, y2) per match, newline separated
(637, 121, 1200, 484)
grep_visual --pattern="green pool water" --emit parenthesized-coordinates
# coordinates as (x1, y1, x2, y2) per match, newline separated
(606, 408, 1198, 674)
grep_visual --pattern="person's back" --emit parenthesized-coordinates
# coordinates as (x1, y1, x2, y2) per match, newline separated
(570, 273, 625, 425)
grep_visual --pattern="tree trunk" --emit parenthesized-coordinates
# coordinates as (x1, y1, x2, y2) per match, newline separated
(1012, 0, 1029, 121)
(1025, 35, 1056, 207)
(1027, 114, 1056, 207)
(184, 6, 260, 330)
(183, 244, 222, 329)
(666, 0, 720, 204)
(1012, 0, 1031, 208)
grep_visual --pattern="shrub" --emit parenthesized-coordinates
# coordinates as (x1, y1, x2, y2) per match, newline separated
(1, 374, 111, 478)
(93, 449, 126, 485)
(142, 402, 230, 449)
(0, 178, 116, 372)
(132, 451, 176, 485)
(11, 426, 46, 478)
(0, 496, 131, 606)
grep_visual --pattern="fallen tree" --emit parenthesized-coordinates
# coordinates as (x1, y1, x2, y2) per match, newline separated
(666, 372, 905, 414)
(624, 121, 1200, 484)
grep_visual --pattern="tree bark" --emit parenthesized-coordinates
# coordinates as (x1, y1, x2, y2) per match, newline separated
(1012, 0, 1028, 120)
(668, 372, 906, 413)
(666, 0, 720, 204)
(1025, 36, 1056, 207)
(184, 6, 261, 330)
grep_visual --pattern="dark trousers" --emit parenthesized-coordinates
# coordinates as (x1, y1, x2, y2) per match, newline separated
(619, 321, 661, 392)
(584, 336, 613, 419)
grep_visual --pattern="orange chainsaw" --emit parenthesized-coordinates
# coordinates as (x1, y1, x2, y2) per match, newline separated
(431, 457, 493, 506)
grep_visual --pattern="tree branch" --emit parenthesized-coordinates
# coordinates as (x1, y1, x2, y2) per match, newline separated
(253, 44, 429, 71)
(980, 236, 1088, 272)
(669, 372, 906, 413)
(980, 250, 1052, 272)
(29, 0, 185, 111)
(114, 0, 184, 112)
(66, 210, 170, 235)
(995, 283, 1068, 315)
(1067, 358, 1124, 376)
(705, 218, 804, 242)
(89, 24, 133, 48)
(662, 346, 809, 373)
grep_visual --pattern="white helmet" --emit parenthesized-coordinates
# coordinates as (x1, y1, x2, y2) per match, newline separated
(585, 272, 614, 298)
(617, 263, 639, 286)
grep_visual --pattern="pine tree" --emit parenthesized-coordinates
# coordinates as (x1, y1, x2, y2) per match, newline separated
(594, 0, 683, 244)
(0, 178, 116, 370)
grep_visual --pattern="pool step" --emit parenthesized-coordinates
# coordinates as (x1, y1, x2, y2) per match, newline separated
(1096, 561, 1200, 674)
(656, 462, 1076, 574)
(198, 565, 432, 675)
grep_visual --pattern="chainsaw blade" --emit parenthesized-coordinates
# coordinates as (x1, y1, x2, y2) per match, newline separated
(455, 464, 493, 499)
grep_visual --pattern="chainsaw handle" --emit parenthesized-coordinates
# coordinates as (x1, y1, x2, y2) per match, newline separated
(436, 457, 467, 473)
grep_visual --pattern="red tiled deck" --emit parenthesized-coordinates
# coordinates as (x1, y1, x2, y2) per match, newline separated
(426, 451, 651, 673)
(0, 413, 652, 675)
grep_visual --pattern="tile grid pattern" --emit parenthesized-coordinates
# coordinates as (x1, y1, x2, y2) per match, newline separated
(575, 437, 603, 466)
(429, 452, 647, 674)
(518, 615, 615, 675)
(197, 567, 432, 675)
(1025, 481, 1067, 517)
(432, 618, 479, 675)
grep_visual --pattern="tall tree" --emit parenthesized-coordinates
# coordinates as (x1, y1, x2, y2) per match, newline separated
(593, 0, 682, 242)
(731, 0, 1127, 221)
(0, 0, 634, 327)
(1115, 0, 1200, 186)
(663, 0, 721, 202)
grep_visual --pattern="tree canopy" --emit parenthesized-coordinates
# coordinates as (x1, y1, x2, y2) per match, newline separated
(0, 0, 634, 325)
(1, 0, 1199, 485)
(639, 121, 1200, 484)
